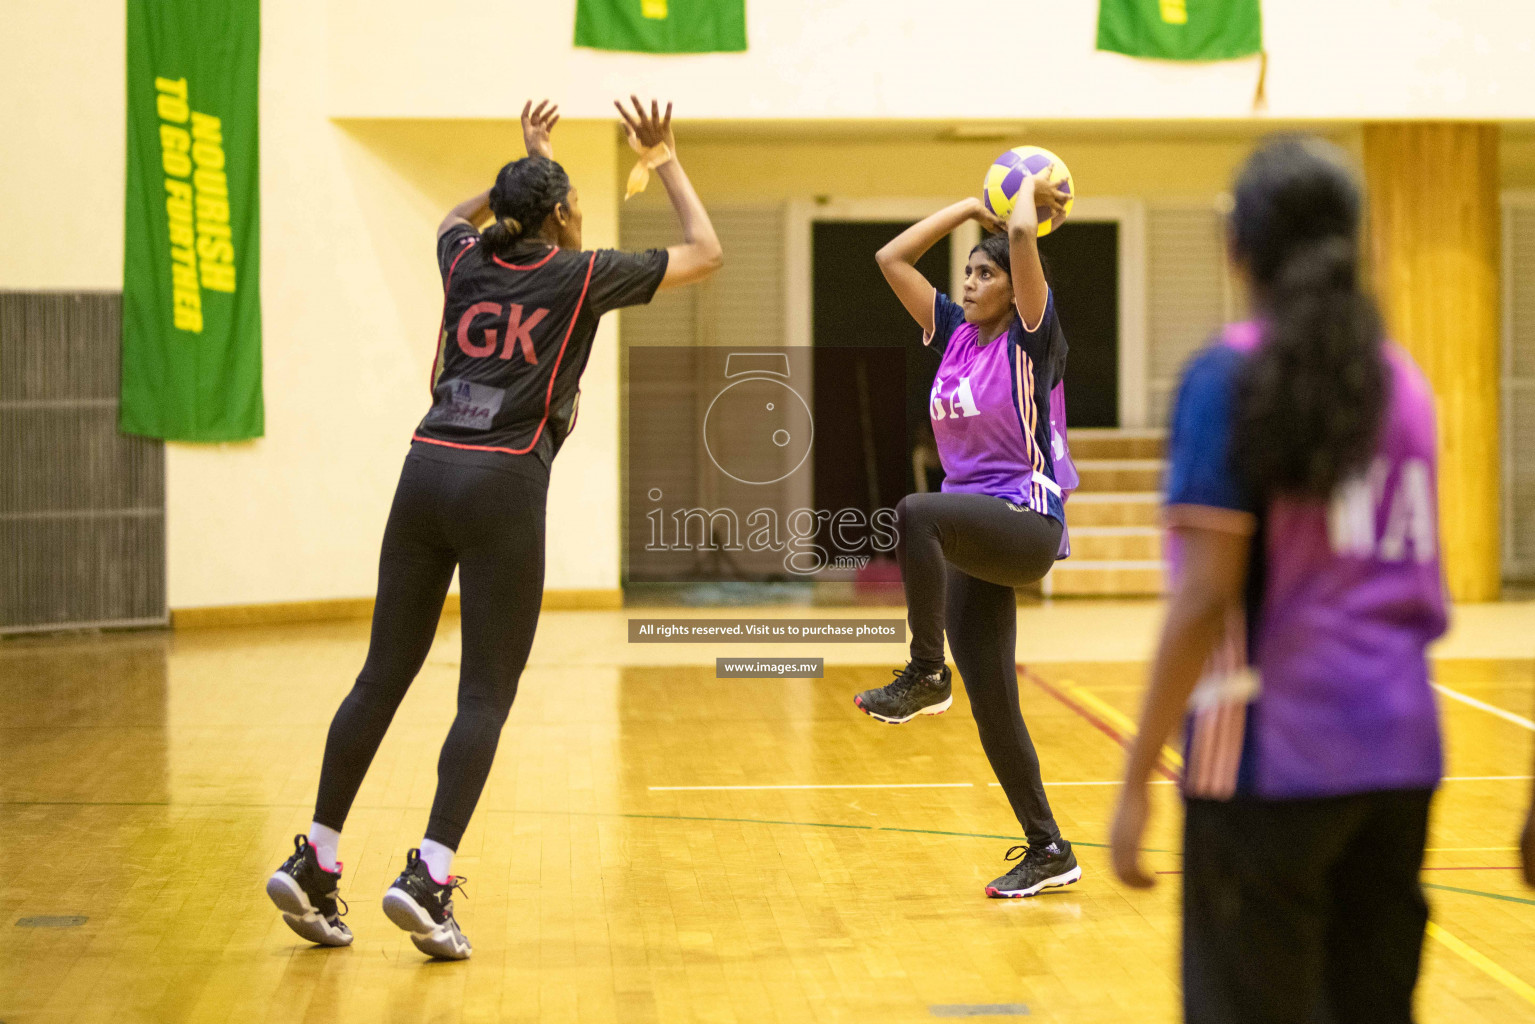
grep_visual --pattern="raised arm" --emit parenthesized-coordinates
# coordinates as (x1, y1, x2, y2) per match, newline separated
(877, 199, 1002, 335)
(436, 100, 560, 239)
(438, 189, 492, 240)
(1006, 174, 1069, 331)
(617, 97, 722, 290)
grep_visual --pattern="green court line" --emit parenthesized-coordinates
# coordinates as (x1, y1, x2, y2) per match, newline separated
(4, 799, 1526, 907)
(1425, 883, 1535, 908)
(0, 798, 1164, 851)
(617, 811, 867, 831)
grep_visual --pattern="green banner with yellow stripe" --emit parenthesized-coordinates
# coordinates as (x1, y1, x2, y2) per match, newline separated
(575, 0, 747, 54)
(1097, 0, 1261, 61)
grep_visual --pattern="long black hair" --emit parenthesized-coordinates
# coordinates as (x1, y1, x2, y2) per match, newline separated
(481, 156, 570, 258)
(1228, 136, 1386, 500)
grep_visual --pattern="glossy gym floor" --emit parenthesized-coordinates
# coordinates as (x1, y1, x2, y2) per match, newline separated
(2, 601, 1532, 1023)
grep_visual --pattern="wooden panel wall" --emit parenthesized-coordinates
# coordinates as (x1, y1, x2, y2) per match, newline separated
(1363, 123, 1502, 602)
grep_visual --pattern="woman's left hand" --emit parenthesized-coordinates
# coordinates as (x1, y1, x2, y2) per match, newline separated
(1008, 172, 1069, 235)
(1110, 781, 1156, 888)
(522, 99, 560, 159)
(1033, 173, 1070, 219)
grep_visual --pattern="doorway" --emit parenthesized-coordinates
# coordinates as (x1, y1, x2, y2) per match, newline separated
(811, 220, 948, 509)
(1040, 221, 1120, 427)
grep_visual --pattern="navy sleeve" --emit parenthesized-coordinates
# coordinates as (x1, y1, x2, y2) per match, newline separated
(586, 248, 670, 317)
(1164, 344, 1255, 515)
(1009, 289, 1067, 386)
(1014, 288, 1056, 341)
(437, 224, 479, 284)
(924, 292, 967, 353)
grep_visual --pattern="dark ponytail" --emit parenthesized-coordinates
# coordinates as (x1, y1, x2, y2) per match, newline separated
(481, 156, 571, 258)
(1228, 136, 1386, 500)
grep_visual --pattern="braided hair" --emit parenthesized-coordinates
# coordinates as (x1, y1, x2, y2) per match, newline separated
(1228, 136, 1386, 500)
(481, 156, 571, 258)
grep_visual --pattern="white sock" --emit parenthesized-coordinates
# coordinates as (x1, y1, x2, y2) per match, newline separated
(419, 839, 455, 884)
(307, 822, 342, 873)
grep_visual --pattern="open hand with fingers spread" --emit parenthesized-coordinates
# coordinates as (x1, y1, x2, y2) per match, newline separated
(615, 96, 676, 156)
(521, 99, 559, 160)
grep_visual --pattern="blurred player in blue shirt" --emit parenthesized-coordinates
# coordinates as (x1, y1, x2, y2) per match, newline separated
(1111, 136, 1448, 1024)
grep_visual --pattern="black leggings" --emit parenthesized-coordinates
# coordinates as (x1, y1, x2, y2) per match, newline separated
(1183, 790, 1433, 1024)
(312, 445, 548, 850)
(895, 492, 1064, 847)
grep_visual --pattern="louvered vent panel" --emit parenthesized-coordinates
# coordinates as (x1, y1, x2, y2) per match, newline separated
(619, 205, 790, 581)
(1505, 205, 1535, 579)
(1146, 205, 1229, 426)
(0, 293, 166, 632)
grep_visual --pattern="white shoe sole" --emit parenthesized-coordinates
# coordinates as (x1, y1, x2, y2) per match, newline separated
(987, 864, 1083, 898)
(857, 693, 953, 724)
(266, 871, 352, 946)
(382, 888, 472, 960)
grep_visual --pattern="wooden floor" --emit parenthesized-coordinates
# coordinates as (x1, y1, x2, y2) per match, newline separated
(2, 602, 1534, 1023)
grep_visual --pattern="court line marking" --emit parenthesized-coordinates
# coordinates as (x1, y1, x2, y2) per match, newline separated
(1021, 667, 1181, 781)
(1426, 921, 1535, 1009)
(5, 797, 1533, 907)
(1438, 775, 1535, 781)
(648, 783, 974, 791)
(1061, 679, 1185, 771)
(1435, 683, 1535, 731)
(1160, 867, 1522, 874)
(990, 781, 1177, 787)
(1425, 882, 1535, 907)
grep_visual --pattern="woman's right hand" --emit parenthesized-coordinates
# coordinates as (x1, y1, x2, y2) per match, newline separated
(521, 99, 559, 160)
(968, 197, 1007, 235)
(616, 96, 676, 155)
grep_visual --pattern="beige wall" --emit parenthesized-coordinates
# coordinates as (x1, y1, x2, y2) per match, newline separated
(0, 0, 1525, 608)
(163, 114, 622, 609)
(1, 1, 625, 609)
(631, 129, 1363, 210)
(332, 0, 1535, 120)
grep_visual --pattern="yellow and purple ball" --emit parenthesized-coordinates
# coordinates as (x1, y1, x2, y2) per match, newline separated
(982, 146, 1075, 237)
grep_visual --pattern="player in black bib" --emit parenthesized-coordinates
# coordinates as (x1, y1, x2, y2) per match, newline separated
(265, 98, 722, 960)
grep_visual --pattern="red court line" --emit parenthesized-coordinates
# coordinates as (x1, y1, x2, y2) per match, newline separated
(1020, 665, 1179, 783)
(1158, 867, 1522, 875)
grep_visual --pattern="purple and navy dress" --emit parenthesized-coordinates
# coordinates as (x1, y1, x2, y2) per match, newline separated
(1165, 321, 1449, 802)
(924, 290, 1075, 543)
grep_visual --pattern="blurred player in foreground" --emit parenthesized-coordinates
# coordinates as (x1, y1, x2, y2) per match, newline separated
(1111, 136, 1449, 1023)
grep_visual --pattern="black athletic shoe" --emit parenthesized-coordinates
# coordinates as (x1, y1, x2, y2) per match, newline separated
(985, 839, 1082, 898)
(854, 663, 953, 723)
(382, 849, 471, 960)
(265, 834, 353, 946)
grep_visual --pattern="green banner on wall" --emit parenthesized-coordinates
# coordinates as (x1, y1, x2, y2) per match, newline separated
(122, 0, 262, 441)
(1097, 0, 1261, 61)
(575, 0, 747, 54)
